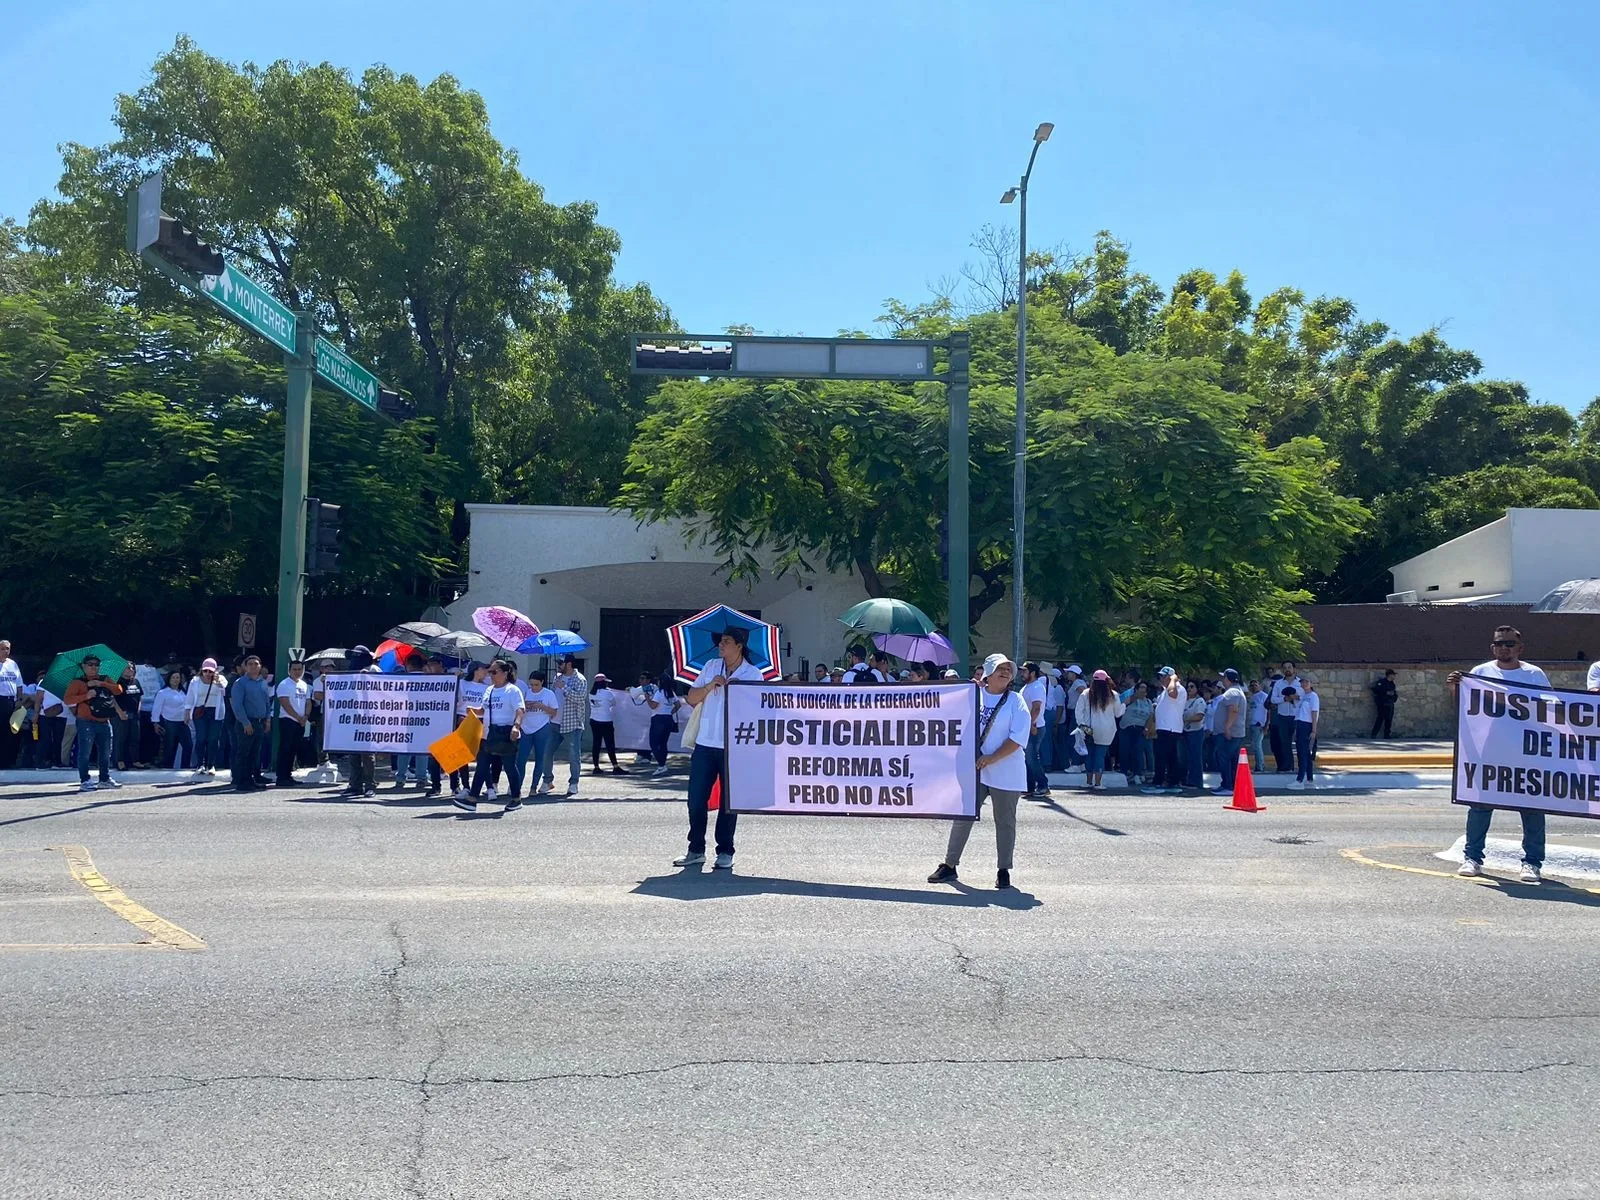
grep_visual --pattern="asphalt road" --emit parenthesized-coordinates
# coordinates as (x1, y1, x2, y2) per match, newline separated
(2, 768, 1597, 1199)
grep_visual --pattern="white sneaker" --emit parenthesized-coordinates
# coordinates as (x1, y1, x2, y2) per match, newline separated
(79, 780, 98, 792)
(713, 853, 733, 869)
(450, 786, 462, 799)
(1458, 860, 1483, 878)
(104, 778, 123, 789)
(651, 766, 668, 778)
(537, 781, 553, 795)
(1520, 863, 1543, 884)
(565, 785, 578, 797)
(673, 852, 705, 866)
(190, 770, 209, 783)
(485, 786, 498, 801)
(1287, 780, 1306, 790)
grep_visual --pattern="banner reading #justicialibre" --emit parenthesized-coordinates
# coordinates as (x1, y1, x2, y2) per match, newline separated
(724, 681, 978, 820)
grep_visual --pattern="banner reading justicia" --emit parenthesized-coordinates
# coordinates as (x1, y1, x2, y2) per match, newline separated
(724, 681, 979, 819)
(1454, 673, 1600, 819)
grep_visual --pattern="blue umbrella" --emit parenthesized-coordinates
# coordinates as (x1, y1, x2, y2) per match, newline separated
(518, 628, 593, 655)
(666, 604, 783, 684)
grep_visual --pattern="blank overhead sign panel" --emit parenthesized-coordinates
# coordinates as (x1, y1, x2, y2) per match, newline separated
(632, 335, 936, 381)
(734, 340, 832, 375)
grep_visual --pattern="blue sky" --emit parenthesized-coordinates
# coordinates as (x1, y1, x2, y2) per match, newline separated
(3, 0, 1595, 411)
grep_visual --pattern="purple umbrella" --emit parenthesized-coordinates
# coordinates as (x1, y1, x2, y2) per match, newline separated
(873, 631, 957, 666)
(472, 606, 541, 651)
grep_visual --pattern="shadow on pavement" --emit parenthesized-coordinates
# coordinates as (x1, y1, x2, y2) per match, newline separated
(632, 870, 1043, 909)
(1483, 879, 1600, 909)
(1033, 797, 1128, 836)
(0, 783, 237, 827)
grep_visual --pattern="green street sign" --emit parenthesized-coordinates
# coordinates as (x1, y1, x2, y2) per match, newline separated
(314, 337, 380, 410)
(198, 264, 296, 355)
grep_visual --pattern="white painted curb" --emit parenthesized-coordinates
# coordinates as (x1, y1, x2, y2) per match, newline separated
(1435, 835, 1600, 881)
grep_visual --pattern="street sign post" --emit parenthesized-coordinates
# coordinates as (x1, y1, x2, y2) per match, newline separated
(198, 264, 297, 356)
(237, 613, 258, 650)
(314, 337, 380, 410)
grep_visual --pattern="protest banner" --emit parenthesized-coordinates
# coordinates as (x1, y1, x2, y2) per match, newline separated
(1454, 673, 1600, 819)
(612, 687, 687, 754)
(724, 681, 979, 819)
(321, 673, 459, 754)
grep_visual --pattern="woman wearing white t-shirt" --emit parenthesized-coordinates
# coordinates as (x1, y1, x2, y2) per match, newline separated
(588, 674, 625, 774)
(185, 660, 228, 778)
(645, 670, 681, 777)
(513, 670, 560, 797)
(1290, 680, 1320, 788)
(448, 665, 488, 797)
(153, 671, 193, 770)
(674, 627, 766, 870)
(459, 660, 525, 811)
(929, 653, 1032, 890)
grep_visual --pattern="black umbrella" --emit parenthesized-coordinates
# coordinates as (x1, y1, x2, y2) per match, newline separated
(420, 630, 495, 658)
(383, 621, 453, 648)
(306, 647, 351, 666)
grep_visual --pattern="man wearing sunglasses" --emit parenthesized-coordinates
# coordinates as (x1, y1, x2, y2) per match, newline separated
(1447, 625, 1548, 883)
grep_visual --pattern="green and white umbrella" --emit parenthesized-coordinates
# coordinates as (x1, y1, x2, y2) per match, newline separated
(837, 598, 938, 638)
(41, 643, 129, 699)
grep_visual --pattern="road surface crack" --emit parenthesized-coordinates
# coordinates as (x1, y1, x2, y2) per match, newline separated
(934, 936, 1006, 1024)
(6, 1054, 1583, 1101)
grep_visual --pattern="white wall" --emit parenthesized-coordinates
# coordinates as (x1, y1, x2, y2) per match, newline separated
(1508, 508, 1600, 603)
(1390, 516, 1512, 602)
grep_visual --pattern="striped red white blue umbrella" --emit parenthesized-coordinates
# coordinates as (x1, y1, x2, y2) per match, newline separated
(666, 605, 782, 684)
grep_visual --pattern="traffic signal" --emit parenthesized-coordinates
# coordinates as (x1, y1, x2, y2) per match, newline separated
(377, 387, 414, 419)
(632, 343, 734, 374)
(154, 214, 225, 277)
(305, 498, 342, 576)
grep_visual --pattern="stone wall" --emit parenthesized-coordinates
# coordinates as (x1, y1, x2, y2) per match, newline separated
(1305, 664, 1593, 738)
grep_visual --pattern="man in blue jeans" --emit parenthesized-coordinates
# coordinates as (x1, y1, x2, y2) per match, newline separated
(1019, 662, 1050, 796)
(229, 656, 272, 793)
(1448, 625, 1548, 884)
(553, 655, 588, 797)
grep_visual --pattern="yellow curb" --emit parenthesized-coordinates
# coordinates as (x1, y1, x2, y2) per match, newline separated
(1341, 844, 1600, 895)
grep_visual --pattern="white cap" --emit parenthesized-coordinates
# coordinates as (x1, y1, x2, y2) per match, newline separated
(1065, 663, 1083, 675)
(981, 652, 1015, 677)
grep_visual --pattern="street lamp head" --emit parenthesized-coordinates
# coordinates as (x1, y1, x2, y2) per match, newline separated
(1000, 187, 1018, 204)
(1033, 122, 1055, 144)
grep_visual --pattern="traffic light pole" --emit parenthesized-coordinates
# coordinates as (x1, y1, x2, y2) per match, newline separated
(945, 331, 970, 675)
(276, 312, 314, 683)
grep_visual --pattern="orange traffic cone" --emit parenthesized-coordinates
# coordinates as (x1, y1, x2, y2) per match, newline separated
(1224, 747, 1263, 813)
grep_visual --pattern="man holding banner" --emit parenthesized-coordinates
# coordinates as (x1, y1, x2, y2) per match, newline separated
(929, 653, 1030, 890)
(1449, 625, 1549, 883)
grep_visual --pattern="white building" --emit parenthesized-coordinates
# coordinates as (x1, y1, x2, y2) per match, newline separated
(1388, 508, 1600, 604)
(443, 505, 877, 681)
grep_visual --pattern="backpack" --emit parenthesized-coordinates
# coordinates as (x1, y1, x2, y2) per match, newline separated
(85, 683, 120, 720)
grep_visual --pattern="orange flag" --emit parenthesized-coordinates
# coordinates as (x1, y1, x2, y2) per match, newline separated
(430, 710, 483, 775)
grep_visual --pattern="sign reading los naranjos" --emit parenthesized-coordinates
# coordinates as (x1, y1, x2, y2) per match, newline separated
(724, 682, 979, 819)
(321, 673, 458, 755)
(1455, 674, 1600, 819)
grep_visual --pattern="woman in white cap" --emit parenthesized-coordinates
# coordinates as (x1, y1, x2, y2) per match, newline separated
(928, 652, 1031, 890)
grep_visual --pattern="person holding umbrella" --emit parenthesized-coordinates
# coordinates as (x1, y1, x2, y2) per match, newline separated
(62, 653, 123, 792)
(675, 626, 766, 869)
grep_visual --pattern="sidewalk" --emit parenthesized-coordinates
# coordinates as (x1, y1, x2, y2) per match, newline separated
(1316, 738, 1453, 769)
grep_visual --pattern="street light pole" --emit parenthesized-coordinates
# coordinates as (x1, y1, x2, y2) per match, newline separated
(1001, 122, 1052, 668)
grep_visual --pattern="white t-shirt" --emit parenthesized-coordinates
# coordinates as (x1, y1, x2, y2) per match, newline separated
(187, 675, 228, 717)
(152, 687, 189, 722)
(978, 688, 1033, 791)
(276, 677, 312, 721)
(1470, 661, 1551, 688)
(0, 658, 21, 698)
(1295, 692, 1321, 724)
(648, 687, 679, 718)
(517, 681, 555, 733)
(1249, 691, 1269, 727)
(1155, 682, 1188, 733)
(1586, 661, 1600, 691)
(1021, 679, 1048, 731)
(589, 688, 616, 722)
(1271, 676, 1302, 717)
(35, 687, 62, 716)
(692, 659, 767, 750)
(1045, 681, 1064, 712)
(456, 679, 487, 716)
(481, 683, 525, 729)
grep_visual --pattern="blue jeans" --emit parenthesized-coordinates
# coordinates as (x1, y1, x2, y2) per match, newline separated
(1219, 735, 1245, 789)
(1248, 724, 1266, 771)
(193, 711, 223, 770)
(1085, 741, 1108, 775)
(396, 753, 425, 784)
(1464, 806, 1545, 868)
(76, 721, 112, 783)
(160, 719, 193, 770)
(1118, 726, 1145, 784)
(1294, 720, 1315, 782)
(555, 727, 583, 791)
(1183, 729, 1205, 788)
(686, 743, 735, 856)
(1025, 728, 1049, 792)
(649, 714, 675, 766)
